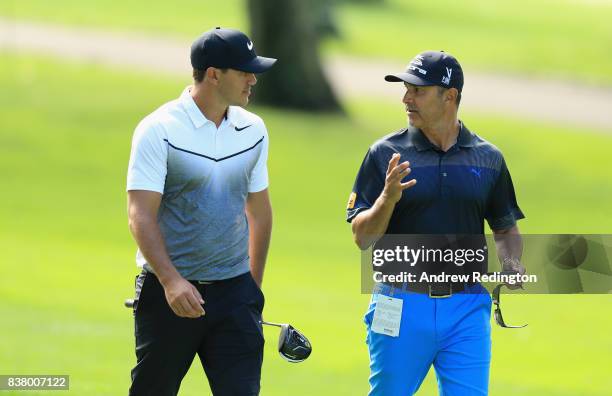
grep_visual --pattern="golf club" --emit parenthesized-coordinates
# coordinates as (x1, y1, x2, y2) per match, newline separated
(124, 299, 312, 362)
(486, 271, 528, 329)
(260, 321, 312, 363)
(125, 298, 136, 309)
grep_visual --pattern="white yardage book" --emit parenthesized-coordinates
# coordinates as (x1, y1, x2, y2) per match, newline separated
(371, 296, 403, 337)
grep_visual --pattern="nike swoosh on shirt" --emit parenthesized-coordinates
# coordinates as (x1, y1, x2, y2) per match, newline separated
(235, 125, 252, 132)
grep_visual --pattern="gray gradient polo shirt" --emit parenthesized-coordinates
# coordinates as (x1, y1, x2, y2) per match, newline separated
(346, 122, 524, 234)
(127, 87, 269, 280)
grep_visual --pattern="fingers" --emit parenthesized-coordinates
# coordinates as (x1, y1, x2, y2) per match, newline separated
(176, 299, 194, 317)
(389, 164, 415, 189)
(189, 284, 206, 315)
(166, 280, 206, 318)
(169, 302, 184, 317)
(387, 161, 410, 181)
(181, 287, 205, 318)
(191, 284, 205, 305)
(401, 179, 417, 189)
(506, 282, 523, 290)
(171, 295, 204, 318)
(386, 153, 415, 182)
(386, 153, 401, 175)
(503, 263, 526, 290)
(382, 153, 418, 203)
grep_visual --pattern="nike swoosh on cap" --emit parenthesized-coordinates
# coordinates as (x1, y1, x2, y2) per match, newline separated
(235, 125, 252, 131)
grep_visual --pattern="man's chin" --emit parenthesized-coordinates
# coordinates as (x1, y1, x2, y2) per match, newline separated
(231, 98, 249, 108)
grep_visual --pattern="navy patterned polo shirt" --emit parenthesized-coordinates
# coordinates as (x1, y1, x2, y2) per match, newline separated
(346, 122, 524, 234)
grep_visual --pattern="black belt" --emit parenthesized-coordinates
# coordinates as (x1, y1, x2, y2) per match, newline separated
(191, 280, 216, 285)
(188, 271, 252, 286)
(138, 269, 248, 288)
(382, 281, 477, 298)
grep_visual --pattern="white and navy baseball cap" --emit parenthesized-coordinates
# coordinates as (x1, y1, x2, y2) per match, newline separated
(190, 27, 277, 73)
(385, 50, 464, 92)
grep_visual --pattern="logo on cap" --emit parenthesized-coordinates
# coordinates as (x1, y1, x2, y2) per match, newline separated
(383, 50, 463, 93)
(412, 55, 424, 66)
(408, 55, 427, 75)
(441, 67, 453, 85)
(409, 65, 427, 75)
(190, 28, 277, 73)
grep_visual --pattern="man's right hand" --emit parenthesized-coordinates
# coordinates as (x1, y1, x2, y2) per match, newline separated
(129, 190, 205, 318)
(381, 153, 417, 204)
(162, 276, 205, 318)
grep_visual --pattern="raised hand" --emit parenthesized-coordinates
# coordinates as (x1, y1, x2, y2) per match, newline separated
(381, 153, 417, 204)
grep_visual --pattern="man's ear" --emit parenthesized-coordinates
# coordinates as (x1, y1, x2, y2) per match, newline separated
(446, 88, 458, 104)
(205, 67, 220, 84)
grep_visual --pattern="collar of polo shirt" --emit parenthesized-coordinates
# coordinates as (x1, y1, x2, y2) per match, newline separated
(179, 86, 250, 130)
(410, 121, 476, 152)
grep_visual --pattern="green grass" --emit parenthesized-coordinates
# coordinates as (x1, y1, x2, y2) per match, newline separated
(1, 0, 612, 84)
(0, 0, 245, 38)
(329, 0, 612, 85)
(1, 53, 611, 395)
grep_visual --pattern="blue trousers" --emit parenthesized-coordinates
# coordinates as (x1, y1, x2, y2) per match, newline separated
(365, 283, 492, 396)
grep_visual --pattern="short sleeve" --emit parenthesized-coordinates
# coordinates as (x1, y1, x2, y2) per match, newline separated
(126, 120, 168, 194)
(248, 123, 269, 193)
(346, 147, 385, 223)
(485, 157, 525, 230)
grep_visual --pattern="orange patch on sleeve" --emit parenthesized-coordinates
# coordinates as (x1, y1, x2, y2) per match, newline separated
(347, 192, 357, 209)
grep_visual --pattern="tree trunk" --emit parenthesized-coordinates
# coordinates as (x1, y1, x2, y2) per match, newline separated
(247, 0, 343, 113)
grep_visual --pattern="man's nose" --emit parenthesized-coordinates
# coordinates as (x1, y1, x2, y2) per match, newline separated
(403, 90, 413, 104)
(249, 73, 257, 86)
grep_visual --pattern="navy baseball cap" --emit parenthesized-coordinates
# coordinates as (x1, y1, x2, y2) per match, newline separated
(385, 50, 464, 92)
(190, 27, 277, 73)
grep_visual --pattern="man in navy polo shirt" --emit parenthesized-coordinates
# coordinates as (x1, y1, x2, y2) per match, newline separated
(126, 27, 276, 395)
(347, 51, 526, 395)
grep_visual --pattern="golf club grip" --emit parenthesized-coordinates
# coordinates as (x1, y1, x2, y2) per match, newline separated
(124, 298, 137, 308)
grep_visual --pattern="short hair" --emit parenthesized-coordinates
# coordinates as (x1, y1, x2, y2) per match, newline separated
(437, 86, 461, 108)
(193, 68, 205, 83)
(192, 67, 229, 83)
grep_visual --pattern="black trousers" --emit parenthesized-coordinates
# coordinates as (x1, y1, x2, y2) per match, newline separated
(129, 270, 265, 396)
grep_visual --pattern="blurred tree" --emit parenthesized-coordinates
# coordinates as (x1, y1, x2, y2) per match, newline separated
(342, 0, 384, 3)
(247, 0, 343, 113)
(313, 0, 340, 39)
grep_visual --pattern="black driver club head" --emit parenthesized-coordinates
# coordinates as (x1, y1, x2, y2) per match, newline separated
(261, 321, 312, 363)
(278, 324, 312, 362)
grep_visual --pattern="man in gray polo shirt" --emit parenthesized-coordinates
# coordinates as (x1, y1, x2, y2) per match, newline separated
(126, 27, 276, 395)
